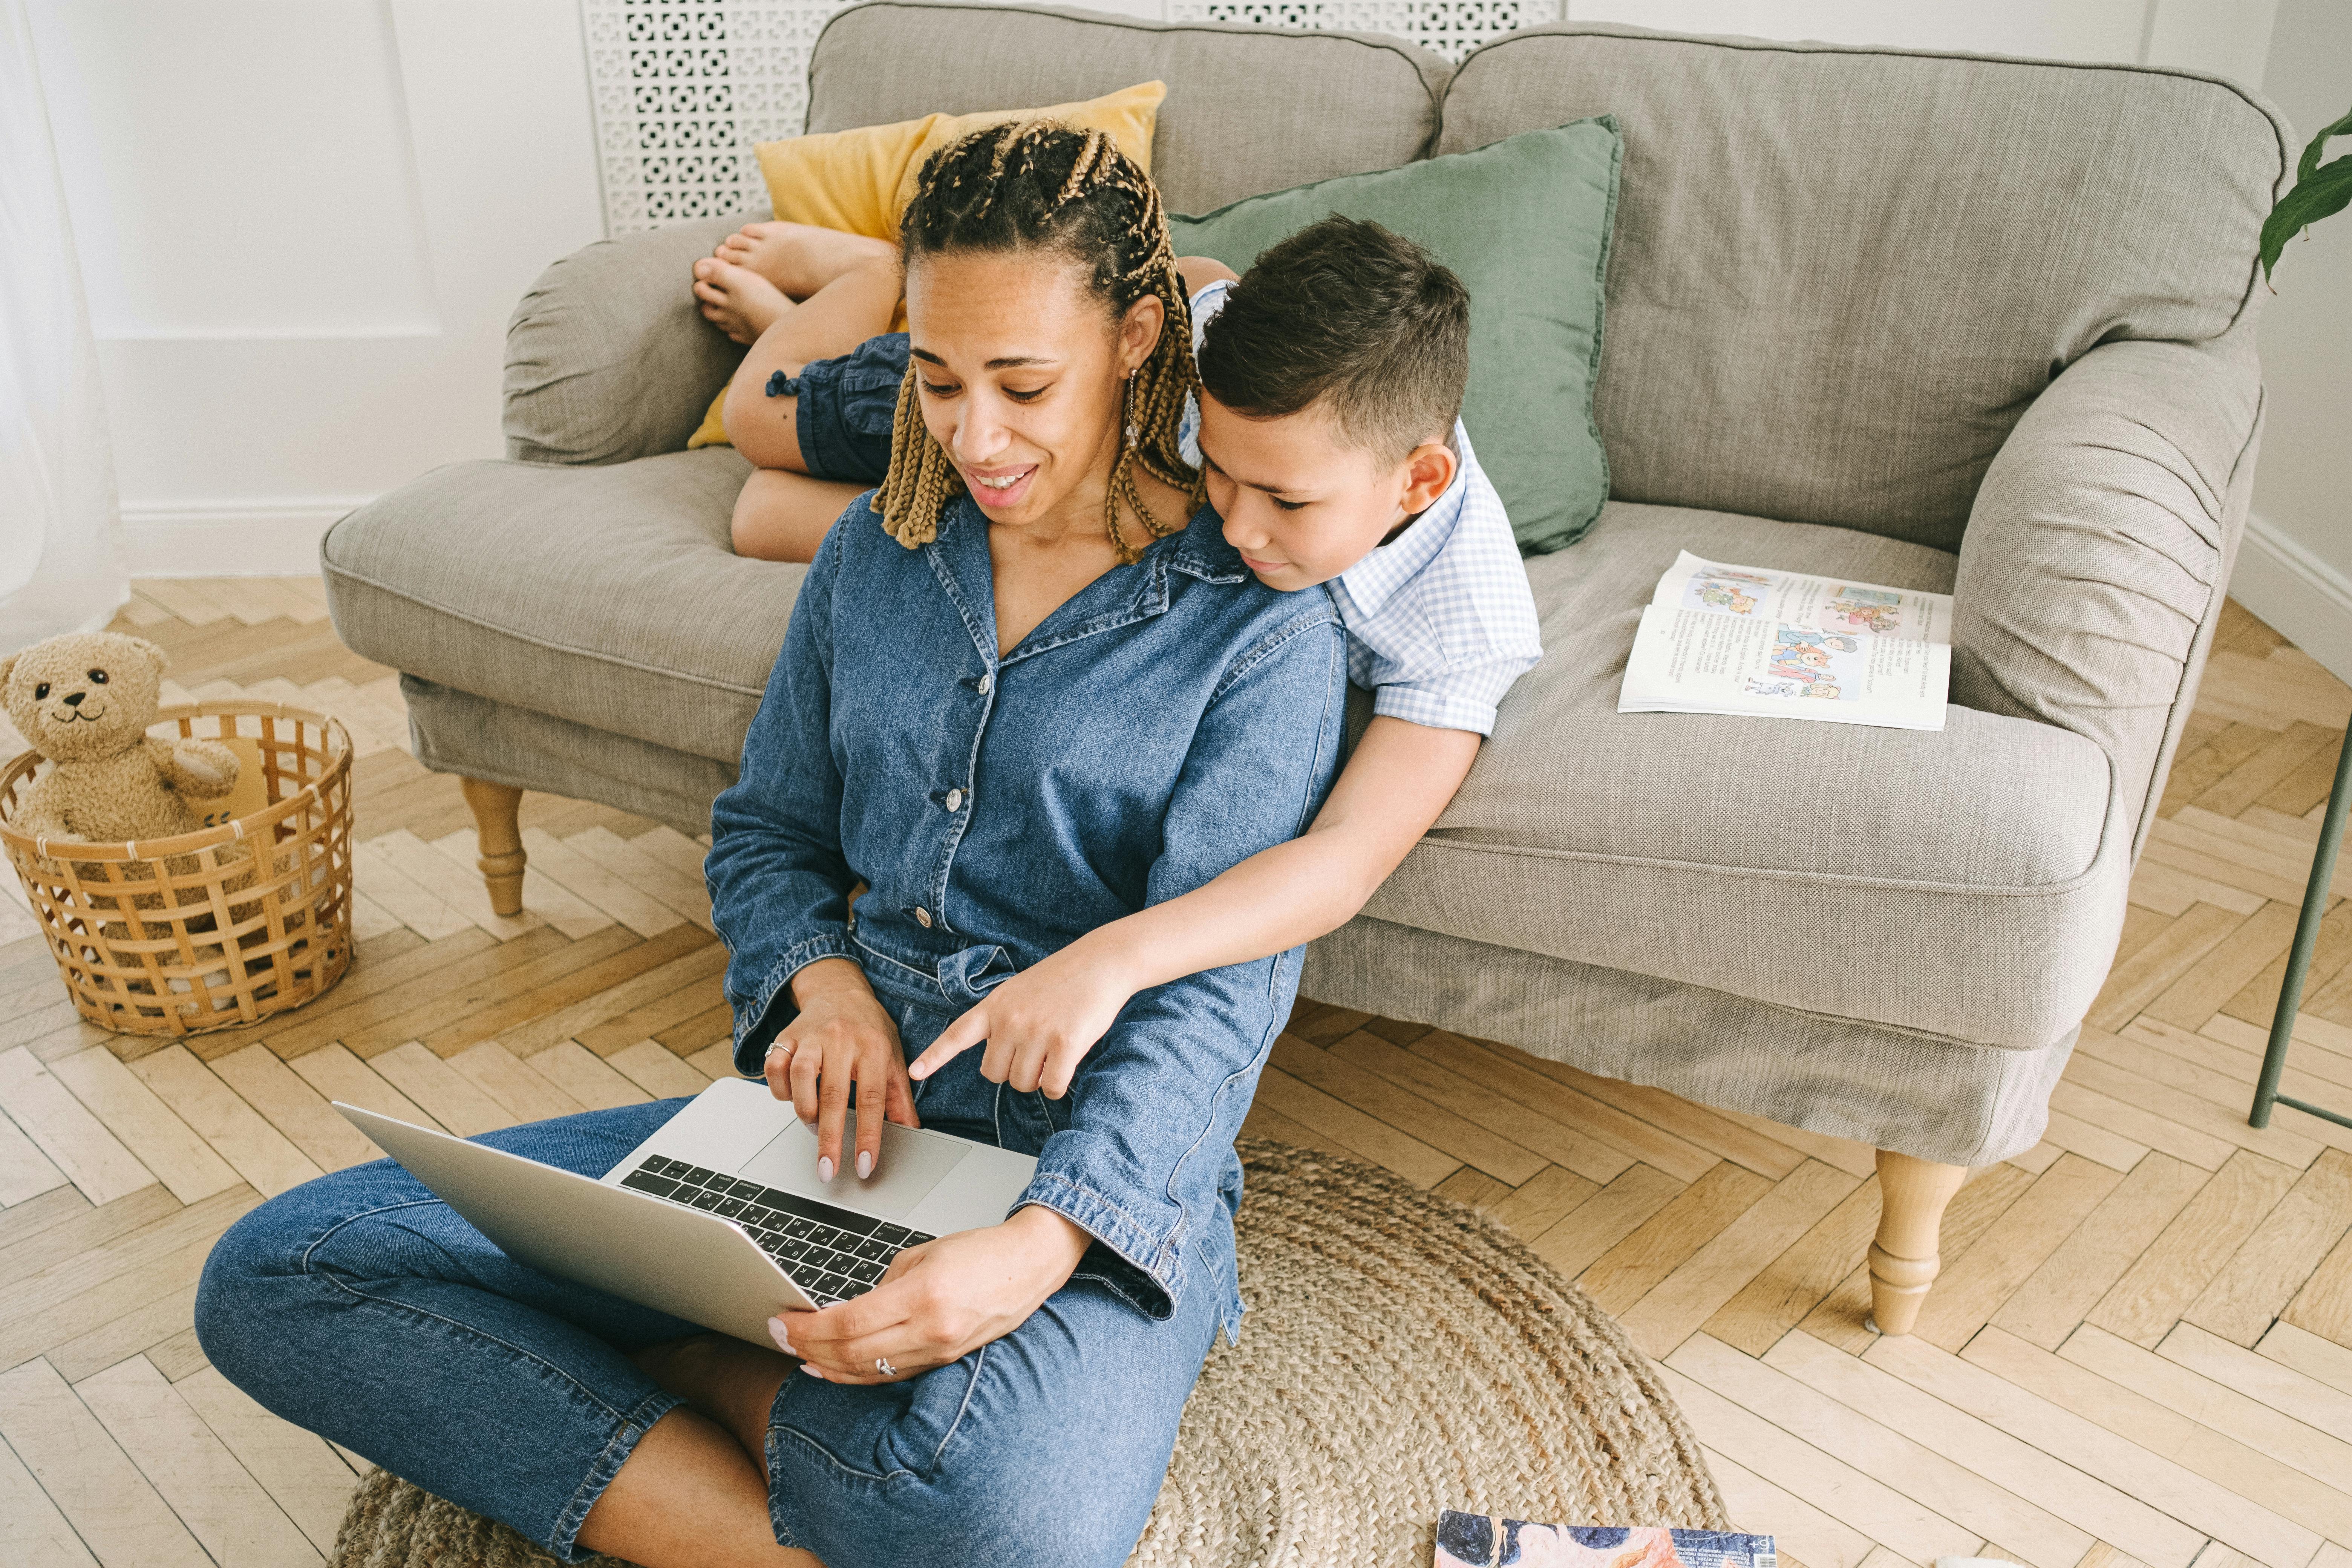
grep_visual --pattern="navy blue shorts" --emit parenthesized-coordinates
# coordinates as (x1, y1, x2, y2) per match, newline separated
(766, 331, 910, 485)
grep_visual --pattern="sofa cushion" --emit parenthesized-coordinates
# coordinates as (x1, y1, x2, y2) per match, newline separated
(1169, 119, 1620, 556)
(805, 2, 1448, 215)
(1438, 24, 2288, 552)
(322, 450, 796, 767)
(1362, 502, 2123, 1049)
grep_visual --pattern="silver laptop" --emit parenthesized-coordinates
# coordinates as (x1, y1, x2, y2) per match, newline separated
(334, 1077, 1038, 1347)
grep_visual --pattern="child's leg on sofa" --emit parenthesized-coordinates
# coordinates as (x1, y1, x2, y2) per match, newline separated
(716, 255, 903, 562)
(720, 257, 900, 471)
(733, 469, 872, 562)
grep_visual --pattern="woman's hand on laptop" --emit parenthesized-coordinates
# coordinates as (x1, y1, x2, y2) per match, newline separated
(770, 957, 920, 1182)
(770, 1206, 1089, 1382)
(905, 938, 1139, 1099)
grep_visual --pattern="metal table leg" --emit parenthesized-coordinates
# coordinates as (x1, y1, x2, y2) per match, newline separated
(2251, 724, 2352, 1132)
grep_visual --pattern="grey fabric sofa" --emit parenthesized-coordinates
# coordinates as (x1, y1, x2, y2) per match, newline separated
(321, 0, 2288, 1335)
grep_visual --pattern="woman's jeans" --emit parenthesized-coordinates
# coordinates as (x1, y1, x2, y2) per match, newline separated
(194, 974, 1222, 1566)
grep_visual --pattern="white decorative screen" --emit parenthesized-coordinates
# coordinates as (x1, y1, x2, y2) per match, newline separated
(1161, 0, 1561, 62)
(581, 0, 862, 233)
(581, 0, 1566, 233)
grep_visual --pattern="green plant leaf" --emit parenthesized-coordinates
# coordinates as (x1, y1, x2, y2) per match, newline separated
(2261, 154, 2352, 279)
(2298, 106, 2352, 187)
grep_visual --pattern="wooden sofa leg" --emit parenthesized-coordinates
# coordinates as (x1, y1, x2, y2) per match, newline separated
(459, 778, 527, 917)
(1868, 1150, 1968, 1336)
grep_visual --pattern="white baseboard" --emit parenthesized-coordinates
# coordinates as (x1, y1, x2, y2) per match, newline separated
(121, 498, 374, 577)
(2226, 512, 2352, 687)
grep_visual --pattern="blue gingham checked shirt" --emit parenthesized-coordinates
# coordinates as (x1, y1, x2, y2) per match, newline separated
(1178, 280, 1544, 735)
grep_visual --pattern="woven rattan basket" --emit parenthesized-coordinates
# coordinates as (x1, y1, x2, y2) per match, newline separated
(0, 701, 355, 1037)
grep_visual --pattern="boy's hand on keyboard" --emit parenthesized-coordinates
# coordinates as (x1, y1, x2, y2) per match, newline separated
(905, 939, 1138, 1099)
(770, 957, 919, 1182)
(772, 1206, 1089, 1383)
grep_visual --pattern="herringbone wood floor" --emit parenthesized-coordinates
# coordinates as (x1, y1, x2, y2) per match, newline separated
(3, 583, 2350, 1568)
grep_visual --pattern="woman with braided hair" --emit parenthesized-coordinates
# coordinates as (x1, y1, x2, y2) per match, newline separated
(196, 120, 1346, 1568)
(871, 119, 1209, 560)
(706, 122, 1242, 563)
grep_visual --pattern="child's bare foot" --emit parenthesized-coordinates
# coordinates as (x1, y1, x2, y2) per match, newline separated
(691, 258, 791, 345)
(716, 220, 897, 299)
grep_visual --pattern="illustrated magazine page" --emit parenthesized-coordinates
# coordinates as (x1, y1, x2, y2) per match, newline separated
(1617, 550, 1952, 731)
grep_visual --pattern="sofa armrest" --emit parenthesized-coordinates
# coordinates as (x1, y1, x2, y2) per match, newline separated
(502, 215, 749, 467)
(1951, 335, 2264, 851)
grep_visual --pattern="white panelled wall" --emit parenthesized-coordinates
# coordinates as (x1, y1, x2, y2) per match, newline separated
(24, 0, 604, 574)
(25, 0, 2342, 670)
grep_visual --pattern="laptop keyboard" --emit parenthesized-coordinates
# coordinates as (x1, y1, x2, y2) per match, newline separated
(619, 1155, 935, 1308)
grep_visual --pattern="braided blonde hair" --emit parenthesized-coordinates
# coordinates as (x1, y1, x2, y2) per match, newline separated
(872, 121, 1206, 562)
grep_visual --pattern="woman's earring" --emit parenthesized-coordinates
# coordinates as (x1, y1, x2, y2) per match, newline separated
(1123, 374, 1139, 450)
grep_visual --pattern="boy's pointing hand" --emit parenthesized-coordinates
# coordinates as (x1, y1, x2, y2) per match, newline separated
(908, 939, 1140, 1099)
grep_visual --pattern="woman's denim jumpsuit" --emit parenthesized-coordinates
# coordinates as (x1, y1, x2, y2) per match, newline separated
(194, 493, 1348, 1567)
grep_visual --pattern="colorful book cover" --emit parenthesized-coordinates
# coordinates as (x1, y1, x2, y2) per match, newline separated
(1435, 1514, 1776, 1568)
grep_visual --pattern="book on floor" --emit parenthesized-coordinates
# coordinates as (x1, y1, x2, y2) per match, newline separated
(1617, 550, 1952, 731)
(1435, 1515, 1777, 1568)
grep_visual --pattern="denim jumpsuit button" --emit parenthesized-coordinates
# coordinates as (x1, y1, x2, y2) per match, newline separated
(945, 788, 964, 812)
(976, 672, 992, 694)
(913, 907, 933, 928)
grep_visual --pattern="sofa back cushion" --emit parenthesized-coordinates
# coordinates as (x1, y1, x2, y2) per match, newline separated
(804, 2, 1449, 215)
(1170, 119, 1622, 556)
(1440, 24, 2287, 551)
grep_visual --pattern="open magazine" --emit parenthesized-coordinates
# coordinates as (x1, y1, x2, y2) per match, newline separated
(1617, 551, 1951, 731)
(1435, 1515, 1776, 1568)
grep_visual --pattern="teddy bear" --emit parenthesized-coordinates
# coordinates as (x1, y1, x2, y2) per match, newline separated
(1, 630, 240, 844)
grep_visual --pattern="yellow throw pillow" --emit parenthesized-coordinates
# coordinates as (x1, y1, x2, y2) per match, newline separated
(688, 81, 1166, 450)
(687, 393, 732, 452)
(761, 80, 1164, 243)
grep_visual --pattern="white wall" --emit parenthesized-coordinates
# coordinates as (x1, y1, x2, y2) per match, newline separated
(2232, 0, 2352, 682)
(26, 0, 604, 575)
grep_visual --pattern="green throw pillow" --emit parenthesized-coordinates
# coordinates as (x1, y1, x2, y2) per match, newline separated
(1169, 118, 1621, 556)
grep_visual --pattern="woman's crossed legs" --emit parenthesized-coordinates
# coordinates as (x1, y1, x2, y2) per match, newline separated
(194, 1099, 1214, 1568)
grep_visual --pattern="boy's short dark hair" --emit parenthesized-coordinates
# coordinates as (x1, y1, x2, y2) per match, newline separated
(1195, 214, 1470, 461)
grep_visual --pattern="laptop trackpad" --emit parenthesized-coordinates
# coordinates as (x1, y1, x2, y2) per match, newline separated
(738, 1113, 969, 1222)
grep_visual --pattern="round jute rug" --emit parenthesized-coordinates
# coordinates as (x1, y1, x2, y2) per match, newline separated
(331, 1139, 1728, 1568)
